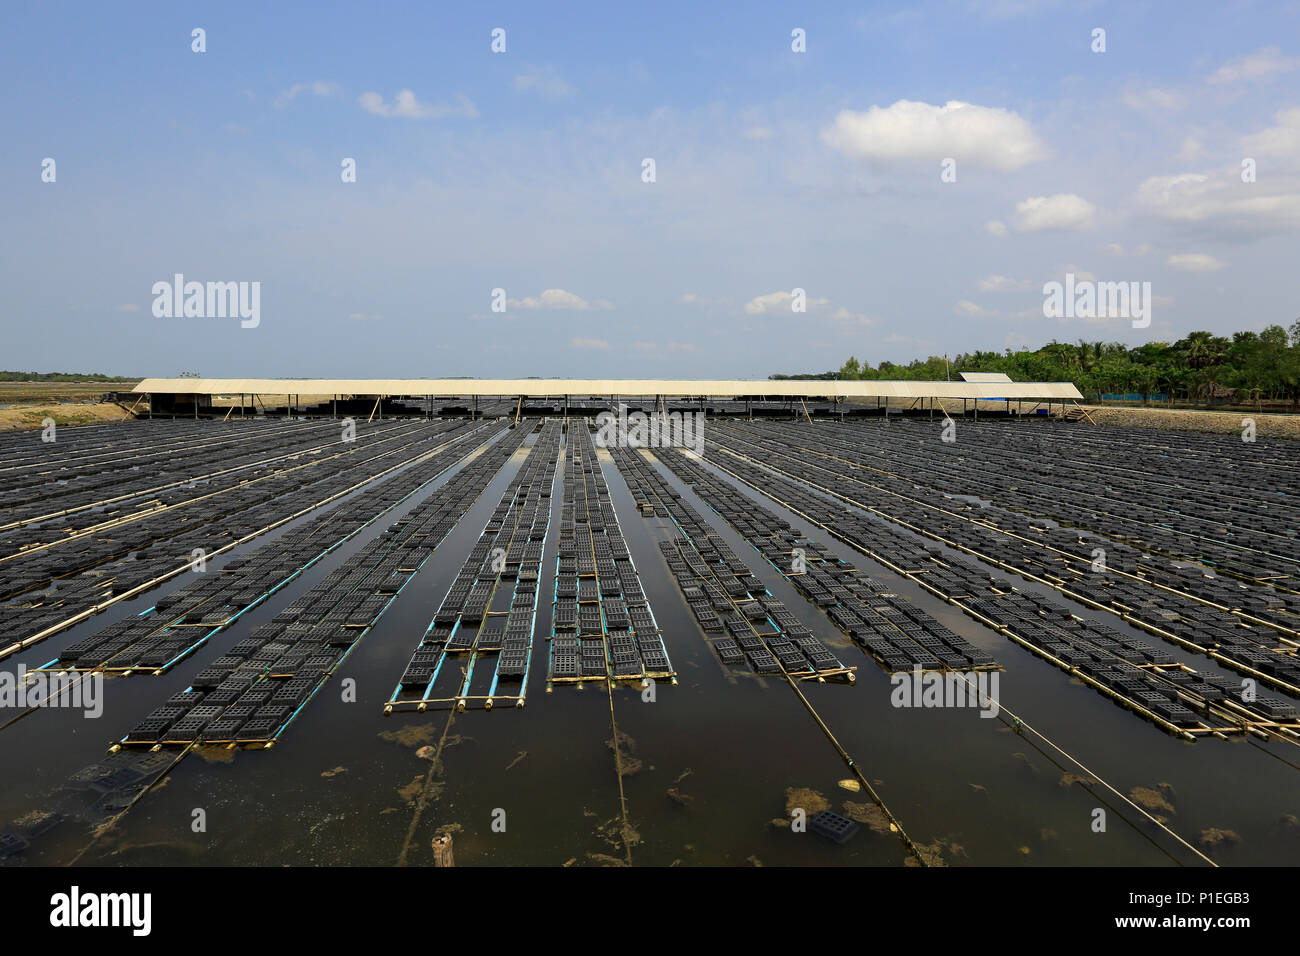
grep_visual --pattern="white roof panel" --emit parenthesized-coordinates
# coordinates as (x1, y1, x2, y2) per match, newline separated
(131, 378, 1082, 400)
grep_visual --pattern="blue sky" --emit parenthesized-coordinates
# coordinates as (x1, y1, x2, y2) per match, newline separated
(3, 0, 1298, 377)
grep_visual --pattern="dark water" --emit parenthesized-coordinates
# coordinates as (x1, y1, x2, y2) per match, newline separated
(1, 428, 1297, 867)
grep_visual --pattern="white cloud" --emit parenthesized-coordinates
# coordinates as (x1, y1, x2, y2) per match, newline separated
(358, 89, 477, 119)
(1177, 137, 1203, 161)
(1166, 253, 1226, 273)
(1104, 243, 1150, 257)
(1241, 107, 1300, 159)
(274, 81, 340, 108)
(1136, 170, 1300, 234)
(1122, 88, 1185, 112)
(821, 99, 1047, 171)
(743, 126, 774, 141)
(954, 299, 996, 318)
(985, 219, 1008, 237)
(113, 303, 140, 312)
(1208, 46, 1300, 85)
(1011, 193, 1097, 232)
(508, 289, 611, 311)
(347, 312, 381, 321)
(977, 274, 1031, 292)
(743, 290, 829, 314)
(830, 306, 875, 327)
(1060, 265, 1097, 282)
(680, 293, 727, 307)
(514, 66, 575, 99)
(634, 340, 699, 353)
(571, 337, 611, 350)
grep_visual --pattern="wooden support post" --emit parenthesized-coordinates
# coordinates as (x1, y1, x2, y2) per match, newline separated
(431, 833, 455, 867)
(366, 395, 382, 424)
(799, 397, 813, 425)
(514, 396, 523, 428)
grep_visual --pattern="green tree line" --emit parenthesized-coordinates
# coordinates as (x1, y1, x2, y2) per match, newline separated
(0, 371, 139, 383)
(772, 324, 1300, 406)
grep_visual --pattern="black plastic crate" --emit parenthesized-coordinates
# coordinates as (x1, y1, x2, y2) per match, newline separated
(809, 810, 860, 844)
(235, 717, 279, 741)
(400, 666, 435, 689)
(714, 641, 745, 665)
(496, 653, 527, 679)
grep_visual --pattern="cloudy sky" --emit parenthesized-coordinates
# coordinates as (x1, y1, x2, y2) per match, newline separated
(3, 0, 1298, 377)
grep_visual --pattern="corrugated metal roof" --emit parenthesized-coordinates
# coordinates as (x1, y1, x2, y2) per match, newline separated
(131, 378, 1082, 400)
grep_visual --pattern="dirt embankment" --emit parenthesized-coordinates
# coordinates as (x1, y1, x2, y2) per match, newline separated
(1077, 404, 1300, 439)
(0, 403, 135, 432)
(909, 398, 1300, 440)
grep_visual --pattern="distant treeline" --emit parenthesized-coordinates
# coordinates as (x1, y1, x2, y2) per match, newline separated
(773, 325, 1300, 405)
(0, 372, 139, 383)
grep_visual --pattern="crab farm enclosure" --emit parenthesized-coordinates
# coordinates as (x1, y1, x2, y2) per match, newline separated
(1, 410, 1297, 868)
